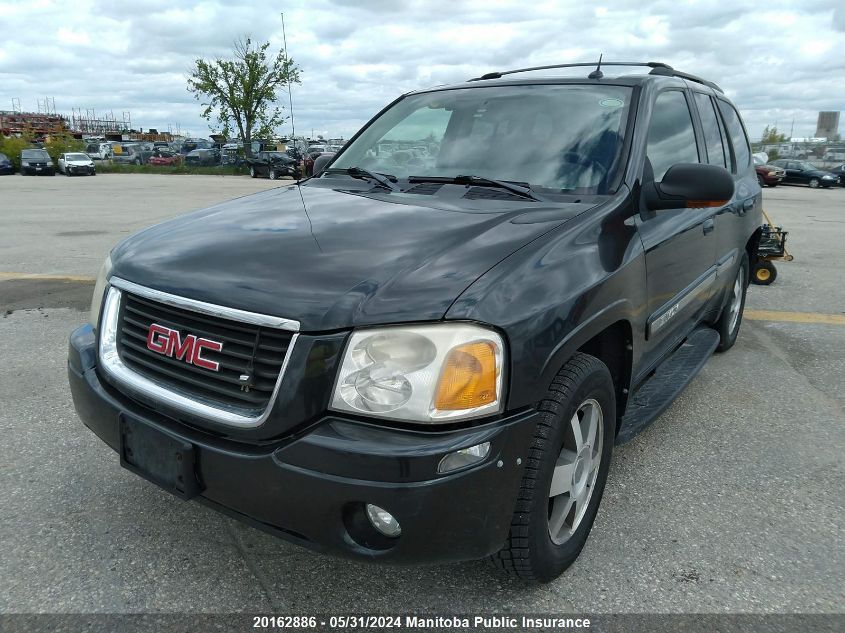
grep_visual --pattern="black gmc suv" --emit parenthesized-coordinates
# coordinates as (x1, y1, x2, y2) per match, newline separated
(68, 62, 762, 582)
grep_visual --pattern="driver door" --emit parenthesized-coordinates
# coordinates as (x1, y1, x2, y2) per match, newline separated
(635, 89, 718, 380)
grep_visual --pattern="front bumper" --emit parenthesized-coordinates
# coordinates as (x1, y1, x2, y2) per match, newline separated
(68, 165, 96, 175)
(68, 324, 538, 563)
(21, 165, 54, 175)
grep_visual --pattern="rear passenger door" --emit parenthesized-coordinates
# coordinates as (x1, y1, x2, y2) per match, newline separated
(691, 93, 754, 283)
(712, 99, 758, 279)
(635, 89, 718, 378)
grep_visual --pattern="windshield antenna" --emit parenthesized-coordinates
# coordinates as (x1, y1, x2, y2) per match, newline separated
(588, 53, 604, 79)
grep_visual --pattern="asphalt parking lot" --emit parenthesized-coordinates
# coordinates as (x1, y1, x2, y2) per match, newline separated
(1, 174, 843, 614)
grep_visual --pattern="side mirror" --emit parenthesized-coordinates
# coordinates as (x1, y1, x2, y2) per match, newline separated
(643, 163, 734, 211)
(312, 154, 334, 176)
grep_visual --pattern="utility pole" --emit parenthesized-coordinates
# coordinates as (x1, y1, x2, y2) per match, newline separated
(281, 13, 296, 143)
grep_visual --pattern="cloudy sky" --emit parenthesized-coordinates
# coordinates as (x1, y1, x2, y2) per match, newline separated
(1, 0, 843, 141)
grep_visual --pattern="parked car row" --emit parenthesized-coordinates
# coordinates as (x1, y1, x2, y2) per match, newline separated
(769, 159, 842, 188)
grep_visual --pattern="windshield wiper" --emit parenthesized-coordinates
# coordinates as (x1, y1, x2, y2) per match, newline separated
(323, 167, 398, 191)
(408, 174, 542, 201)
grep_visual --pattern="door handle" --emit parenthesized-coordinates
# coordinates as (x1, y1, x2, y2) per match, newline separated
(703, 218, 715, 235)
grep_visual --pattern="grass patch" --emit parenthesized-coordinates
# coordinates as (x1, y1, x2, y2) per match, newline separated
(95, 163, 249, 176)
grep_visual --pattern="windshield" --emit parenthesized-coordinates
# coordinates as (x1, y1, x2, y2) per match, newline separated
(66, 153, 90, 161)
(22, 149, 50, 159)
(332, 84, 632, 194)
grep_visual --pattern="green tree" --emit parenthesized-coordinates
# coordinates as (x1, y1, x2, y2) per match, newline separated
(43, 134, 85, 161)
(187, 37, 301, 157)
(761, 125, 788, 144)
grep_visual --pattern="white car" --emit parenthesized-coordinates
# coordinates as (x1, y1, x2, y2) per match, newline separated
(58, 152, 97, 176)
(85, 142, 112, 160)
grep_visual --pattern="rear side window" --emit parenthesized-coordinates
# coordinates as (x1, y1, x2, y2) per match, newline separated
(646, 91, 700, 181)
(717, 101, 751, 171)
(693, 93, 727, 169)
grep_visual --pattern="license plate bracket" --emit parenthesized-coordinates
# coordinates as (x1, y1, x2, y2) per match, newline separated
(119, 415, 202, 500)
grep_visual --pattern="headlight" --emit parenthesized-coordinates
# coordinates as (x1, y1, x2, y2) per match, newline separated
(21, 161, 29, 167)
(330, 323, 505, 424)
(89, 254, 113, 326)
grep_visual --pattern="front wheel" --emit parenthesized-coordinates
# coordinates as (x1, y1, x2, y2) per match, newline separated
(715, 253, 749, 352)
(269, 168, 278, 180)
(249, 166, 256, 178)
(489, 353, 615, 583)
(808, 178, 820, 188)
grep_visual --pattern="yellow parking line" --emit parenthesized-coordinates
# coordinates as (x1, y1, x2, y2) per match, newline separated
(0, 272, 96, 282)
(745, 310, 845, 325)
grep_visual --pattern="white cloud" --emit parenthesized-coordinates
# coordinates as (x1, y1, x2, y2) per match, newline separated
(0, 0, 842, 140)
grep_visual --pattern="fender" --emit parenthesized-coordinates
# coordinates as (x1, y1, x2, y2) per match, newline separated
(538, 299, 636, 398)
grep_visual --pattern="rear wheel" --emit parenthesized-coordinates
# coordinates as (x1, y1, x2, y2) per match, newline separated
(751, 260, 777, 286)
(249, 166, 256, 178)
(715, 253, 749, 352)
(269, 168, 278, 180)
(489, 353, 615, 583)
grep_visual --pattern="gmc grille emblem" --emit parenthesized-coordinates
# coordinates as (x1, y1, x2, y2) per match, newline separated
(145, 323, 223, 371)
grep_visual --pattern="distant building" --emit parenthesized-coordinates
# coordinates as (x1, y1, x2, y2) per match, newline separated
(815, 111, 840, 139)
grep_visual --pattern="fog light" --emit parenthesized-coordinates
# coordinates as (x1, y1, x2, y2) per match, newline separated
(365, 504, 401, 537)
(437, 441, 491, 474)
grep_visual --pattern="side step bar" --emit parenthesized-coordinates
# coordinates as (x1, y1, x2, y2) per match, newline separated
(616, 327, 720, 444)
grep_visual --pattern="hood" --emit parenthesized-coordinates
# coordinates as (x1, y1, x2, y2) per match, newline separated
(111, 183, 593, 331)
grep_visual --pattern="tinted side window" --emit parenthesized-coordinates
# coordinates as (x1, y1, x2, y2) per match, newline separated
(646, 91, 700, 181)
(693, 93, 727, 168)
(717, 101, 751, 172)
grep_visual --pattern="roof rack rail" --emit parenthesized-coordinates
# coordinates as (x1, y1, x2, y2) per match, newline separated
(468, 61, 723, 93)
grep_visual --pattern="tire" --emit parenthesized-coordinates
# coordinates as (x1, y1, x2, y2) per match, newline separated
(489, 353, 615, 583)
(269, 168, 278, 180)
(808, 178, 820, 188)
(250, 166, 256, 178)
(715, 253, 749, 352)
(751, 260, 777, 286)
(134, 158, 141, 166)
(757, 174, 765, 187)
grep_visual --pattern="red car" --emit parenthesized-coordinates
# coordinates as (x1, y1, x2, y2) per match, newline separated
(303, 150, 335, 177)
(148, 150, 182, 166)
(755, 162, 785, 187)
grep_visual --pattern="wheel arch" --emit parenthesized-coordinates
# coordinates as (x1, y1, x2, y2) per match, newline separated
(746, 226, 762, 274)
(538, 303, 634, 434)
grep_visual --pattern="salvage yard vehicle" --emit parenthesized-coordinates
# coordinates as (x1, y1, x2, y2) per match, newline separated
(184, 148, 220, 167)
(248, 151, 301, 179)
(85, 142, 112, 161)
(769, 159, 840, 188)
(69, 61, 761, 583)
(19, 148, 55, 175)
(111, 143, 152, 166)
(147, 149, 182, 167)
(58, 152, 96, 176)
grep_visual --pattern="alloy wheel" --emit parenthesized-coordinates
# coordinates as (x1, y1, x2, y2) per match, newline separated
(728, 264, 746, 333)
(548, 398, 604, 545)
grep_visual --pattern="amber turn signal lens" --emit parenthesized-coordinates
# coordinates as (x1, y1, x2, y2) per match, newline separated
(434, 341, 498, 411)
